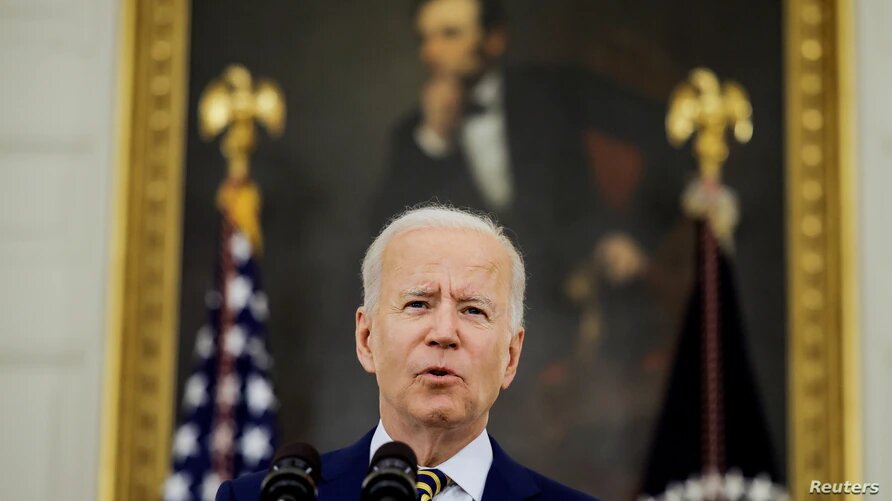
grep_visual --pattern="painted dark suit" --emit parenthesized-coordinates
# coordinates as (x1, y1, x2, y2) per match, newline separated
(373, 65, 684, 362)
(374, 65, 681, 257)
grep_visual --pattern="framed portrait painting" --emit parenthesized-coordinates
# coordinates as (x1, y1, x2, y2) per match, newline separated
(101, 1, 859, 500)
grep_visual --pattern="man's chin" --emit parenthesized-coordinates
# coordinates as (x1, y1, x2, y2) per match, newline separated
(415, 411, 463, 427)
(409, 401, 468, 427)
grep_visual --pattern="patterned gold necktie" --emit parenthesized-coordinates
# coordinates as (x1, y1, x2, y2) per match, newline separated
(416, 468, 451, 501)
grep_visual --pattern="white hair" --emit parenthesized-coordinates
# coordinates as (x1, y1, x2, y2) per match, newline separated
(361, 204, 526, 333)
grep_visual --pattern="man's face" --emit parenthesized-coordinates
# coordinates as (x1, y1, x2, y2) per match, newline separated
(356, 228, 524, 430)
(416, 0, 490, 79)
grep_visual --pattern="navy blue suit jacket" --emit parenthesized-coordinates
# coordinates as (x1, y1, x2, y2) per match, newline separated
(216, 428, 598, 500)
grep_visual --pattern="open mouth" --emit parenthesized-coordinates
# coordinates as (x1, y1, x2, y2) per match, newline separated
(420, 367, 458, 379)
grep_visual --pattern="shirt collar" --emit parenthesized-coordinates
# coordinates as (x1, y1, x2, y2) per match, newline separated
(369, 419, 493, 501)
(468, 70, 503, 110)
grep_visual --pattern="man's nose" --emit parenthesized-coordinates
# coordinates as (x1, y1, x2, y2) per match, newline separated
(420, 40, 441, 67)
(426, 303, 460, 349)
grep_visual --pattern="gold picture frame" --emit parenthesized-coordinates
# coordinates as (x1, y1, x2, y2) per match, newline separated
(99, 0, 859, 499)
(100, 0, 189, 499)
(785, 0, 861, 499)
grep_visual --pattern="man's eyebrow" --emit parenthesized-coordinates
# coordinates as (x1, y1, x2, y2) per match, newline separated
(400, 287, 436, 298)
(457, 294, 495, 308)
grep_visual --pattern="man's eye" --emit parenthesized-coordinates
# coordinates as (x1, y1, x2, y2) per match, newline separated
(441, 27, 461, 39)
(463, 307, 485, 316)
(406, 301, 428, 309)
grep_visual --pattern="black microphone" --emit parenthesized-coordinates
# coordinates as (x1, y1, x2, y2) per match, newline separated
(361, 441, 418, 501)
(260, 442, 322, 501)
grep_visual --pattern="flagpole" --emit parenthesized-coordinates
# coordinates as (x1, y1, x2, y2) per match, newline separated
(204, 64, 284, 486)
(163, 65, 285, 500)
(668, 68, 752, 477)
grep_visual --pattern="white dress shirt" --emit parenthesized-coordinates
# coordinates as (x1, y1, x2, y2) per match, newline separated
(414, 71, 514, 211)
(369, 420, 494, 501)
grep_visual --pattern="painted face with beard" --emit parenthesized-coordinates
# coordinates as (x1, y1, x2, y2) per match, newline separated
(415, 0, 505, 82)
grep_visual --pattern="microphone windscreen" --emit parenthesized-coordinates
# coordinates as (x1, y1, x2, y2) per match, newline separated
(371, 441, 417, 468)
(272, 442, 322, 483)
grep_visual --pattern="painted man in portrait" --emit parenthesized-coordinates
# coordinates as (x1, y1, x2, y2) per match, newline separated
(370, 0, 691, 495)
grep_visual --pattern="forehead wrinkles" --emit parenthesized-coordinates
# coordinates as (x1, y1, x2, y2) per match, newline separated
(381, 228, 510, 286)
(418, 0, 479, 30)
(395, 263, 500, 293)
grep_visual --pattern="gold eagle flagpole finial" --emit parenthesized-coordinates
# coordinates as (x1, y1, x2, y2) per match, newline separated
(667, 67, 752, 249)
(198, 64, 285, 253)
(667, 67, 752, 183)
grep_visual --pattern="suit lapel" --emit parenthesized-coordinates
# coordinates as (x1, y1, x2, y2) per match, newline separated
(499, 68, 558, 234)
(318, 428, 375, 500)
(501, 68, 534, 198)
(482, 435, 540, 500)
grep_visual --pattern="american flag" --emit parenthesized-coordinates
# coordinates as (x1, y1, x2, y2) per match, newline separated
(164, 214, 278, 501)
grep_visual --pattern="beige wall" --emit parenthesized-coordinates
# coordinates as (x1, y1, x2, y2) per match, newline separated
(856, 0, 892, 490)
(0, 0, 118, 498)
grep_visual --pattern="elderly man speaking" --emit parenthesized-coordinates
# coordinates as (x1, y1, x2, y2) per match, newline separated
(217, 205, 598, 500)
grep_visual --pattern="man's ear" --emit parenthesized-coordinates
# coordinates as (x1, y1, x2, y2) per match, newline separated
(500, 327, 524, 390)
(483, 26, 508, 59)
(355, 306, 377, 374)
